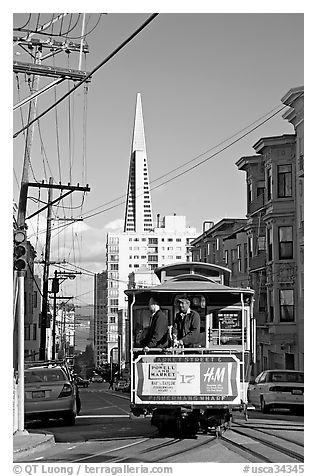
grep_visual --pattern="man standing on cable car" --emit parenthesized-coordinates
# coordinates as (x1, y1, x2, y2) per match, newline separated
(173, 297, 201, 348)
(140, 297, 169, 351)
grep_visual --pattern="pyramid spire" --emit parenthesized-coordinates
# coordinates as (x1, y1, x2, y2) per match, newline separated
(124, 94, 154, 233)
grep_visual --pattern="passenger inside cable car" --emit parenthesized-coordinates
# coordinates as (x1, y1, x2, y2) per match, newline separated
(132, 293, 246, 351)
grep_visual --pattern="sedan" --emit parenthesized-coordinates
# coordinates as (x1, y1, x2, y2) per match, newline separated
(114, 379, 130, 391)
(91, 375, 104, 383)
(247, 370, 304, 414)
(75, 376, 90, 388)
(24, 364, 80, 425)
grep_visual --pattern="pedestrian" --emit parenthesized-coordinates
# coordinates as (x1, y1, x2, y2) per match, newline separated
(172, 297, 201, 348)
(109, 377, 114, 390)
(140, 297, 169, 351)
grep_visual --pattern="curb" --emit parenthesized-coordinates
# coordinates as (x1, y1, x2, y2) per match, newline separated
(13, 432, 55, 459)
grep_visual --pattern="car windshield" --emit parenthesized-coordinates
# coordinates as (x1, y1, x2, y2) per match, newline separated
(267, 372, 304, 383)
(25, 368, 67, 383)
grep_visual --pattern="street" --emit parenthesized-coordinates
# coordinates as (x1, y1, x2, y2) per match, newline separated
(15, 383, 304, 464)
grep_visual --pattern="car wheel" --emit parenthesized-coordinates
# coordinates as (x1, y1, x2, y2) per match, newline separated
(260, 396, 270, 414)
(63, 411, 76, 426)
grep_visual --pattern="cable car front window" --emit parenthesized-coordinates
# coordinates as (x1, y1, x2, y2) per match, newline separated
(207, 308, 243, 346)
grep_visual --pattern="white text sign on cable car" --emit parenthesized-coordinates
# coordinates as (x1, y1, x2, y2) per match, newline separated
(134, 354, 241, 404)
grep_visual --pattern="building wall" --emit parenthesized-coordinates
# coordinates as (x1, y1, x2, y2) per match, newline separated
(237, 133, 301, 372)
(23, 243, 41, 361)
(281, 87, 304, 370)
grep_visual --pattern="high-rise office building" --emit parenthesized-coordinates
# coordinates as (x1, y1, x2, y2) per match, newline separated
(94, 94, 197, 366)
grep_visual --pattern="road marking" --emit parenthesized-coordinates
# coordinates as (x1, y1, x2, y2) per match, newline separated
(77, 415, 131, 418)
(34, 457, 44, 460)
(93, 392, 131, 415)
(68, 446, 77, 450)
(71, 438, 151, 463)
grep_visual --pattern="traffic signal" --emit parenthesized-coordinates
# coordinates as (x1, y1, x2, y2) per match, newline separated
(13, 229, 28, 271)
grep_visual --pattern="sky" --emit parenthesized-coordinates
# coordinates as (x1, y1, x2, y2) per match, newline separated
(11, 6, 304, 307)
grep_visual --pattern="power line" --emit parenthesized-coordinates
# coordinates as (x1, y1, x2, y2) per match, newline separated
(80, 103, 289, 222)
(77, 102, 287, 219)
(13, 13, 159, 139)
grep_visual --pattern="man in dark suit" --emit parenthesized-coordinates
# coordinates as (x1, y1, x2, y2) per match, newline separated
(172, 297, 201, 348)
(140, 297, 169, 351)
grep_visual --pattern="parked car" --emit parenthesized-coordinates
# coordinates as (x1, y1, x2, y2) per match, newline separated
(247, 370, 304, 414)
(24, 363, 80, 425)
(91, 374, 104, 383)
(114, 379, 130, 392)
(75, 376, 90, 388)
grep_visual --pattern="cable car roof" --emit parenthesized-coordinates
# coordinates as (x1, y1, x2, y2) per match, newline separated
(125, 279, 254, 296)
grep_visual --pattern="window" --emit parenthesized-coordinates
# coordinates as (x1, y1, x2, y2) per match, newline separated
(259, 292, 267, 313)
(176, 238, 181, 242)
(110, 299, 118, 306)
(176, 255, 182, 259)
(149, 238, 158, 244)
(33, 324, 37, 340)
(278, 226, 293, 259)
(247, 182, 252, 203)
(168, 238, 173, 242)
(244, 243, 248, 271)
(278, 165, 292, 198)
(258, 236, 266, 251)
(248, 236, 253, 258)
(279, 289, 294, 322)
(267, 167, 272, 201)
(33, 291, 38, 309)
(110, 264, 118, 270)
(267, 228, 273, 261)
(269, 290, 274, 322)
(24, 326, 30, 341)
(109, 237, 119, 244)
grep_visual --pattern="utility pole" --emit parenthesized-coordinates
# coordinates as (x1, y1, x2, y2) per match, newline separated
(39, 177, 53, 360)
(51, 270, 59, 360)
(13, 19, 91, 435)
(14, 46, 42, 436)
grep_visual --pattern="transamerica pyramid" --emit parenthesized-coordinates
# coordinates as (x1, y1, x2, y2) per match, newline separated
(124, 93, 154, 232)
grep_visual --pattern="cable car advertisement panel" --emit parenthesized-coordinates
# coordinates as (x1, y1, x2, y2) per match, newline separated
(133, 354, 240, 405)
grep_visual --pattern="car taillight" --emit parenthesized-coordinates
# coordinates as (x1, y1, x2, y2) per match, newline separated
(58, 383, 73, 398)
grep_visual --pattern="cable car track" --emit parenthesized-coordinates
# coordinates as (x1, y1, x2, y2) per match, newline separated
(232, 421, 304, 448)
(227, 427, 304, 462)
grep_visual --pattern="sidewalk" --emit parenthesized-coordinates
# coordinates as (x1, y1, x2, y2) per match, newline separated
(13, 430, 55, 460)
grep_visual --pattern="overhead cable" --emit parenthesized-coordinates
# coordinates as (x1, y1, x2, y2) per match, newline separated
(13, 13, 159, 139)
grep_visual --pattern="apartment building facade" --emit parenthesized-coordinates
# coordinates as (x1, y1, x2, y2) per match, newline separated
(190, 87, 304, 373)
